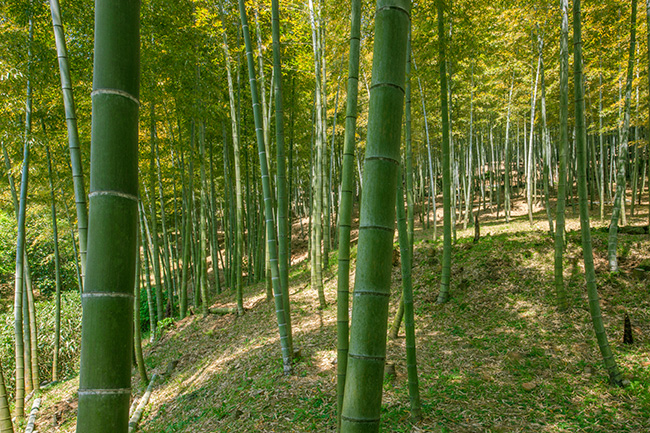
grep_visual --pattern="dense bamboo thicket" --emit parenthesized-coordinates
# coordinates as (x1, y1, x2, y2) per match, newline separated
(1, 0, 649, 431)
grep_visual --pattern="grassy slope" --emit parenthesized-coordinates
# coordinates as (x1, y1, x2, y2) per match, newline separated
(37, 204, 650, 432)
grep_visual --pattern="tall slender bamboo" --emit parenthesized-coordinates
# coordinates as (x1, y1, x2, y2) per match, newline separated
(413, 60, 436, 237)
(405, 31, 414, 248)
(554, 0, 569, 311)
(539, 34, 554, 235)
(133, 235, 149, 386)
(308, 0, 326, 309)
(179, 141, 192, 318)
(319, 2, 331, 269)
(239, 0, 292, 375)
(504, 73, 514, 223)
(526, 50, 542, 227)
(630, 75, 640, 217)
(26, 255, 38, 394)
(149, 104, 165, 319)
(388, 34, 414, 336)
(647, 0, 650, 227)
(218, 1, 244, 315)
(13, 12, 34, 420)
(647, 0, 650, 226)
(208, 144, 222, 295)
(154, 138, 175, 315)
(139, 203, 157, 341)
(599, 59, 605, 221)
(396, 167, 422, 421)
(198, 123, 210, 316)
(49, 0, 88, 281)
(59, 183, 83, 294)
(437, 0, 452, 305)
(271, 0, 294, 354)
(336, 0, 361, 426)
(608, 0, 637, 272)
(573, 0, 624, 387)
(76, 1, 140, 430)
(463, 66, 474, 230)
(340, 0, 410, 430)
(47, 146, 64, 382)
(23, 288, 32, 396)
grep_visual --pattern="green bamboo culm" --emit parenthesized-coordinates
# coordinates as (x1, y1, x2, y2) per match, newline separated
(340, 0, 410, 431)
(396, 167, 422, 422)
(308, 0, 326, 309)
(149, 105, 165, 319)
(76, 0, 140, 431)
(199, 123, 210, 316)
(573, 0, 624, 387)
(554, 0, 569, 311)
(0, 359, 12, 432)
(405, 29, 414, 254)
(218, 0, 245, 316)
(49, 0, 88, 283)
(647, 0, 650, 227)
(437, 0, 452, 305)
(139, 202, 157, 341)
(239, 0, 292, 375)
(389, 27, 414, 339)
(336, 0, 361, 427)
(133, 233, 149, 386)
(607, 0, 637, 273)
(46, 146, 63, 382)
(13, 11, 34, 421)
(271, 0, 294, 355)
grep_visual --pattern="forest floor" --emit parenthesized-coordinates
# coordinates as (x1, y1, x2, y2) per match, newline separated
(35, 198, 650, 432)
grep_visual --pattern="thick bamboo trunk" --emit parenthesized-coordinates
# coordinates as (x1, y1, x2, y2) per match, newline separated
(340, 1, 410, 430)
(76, 1, 140, 430)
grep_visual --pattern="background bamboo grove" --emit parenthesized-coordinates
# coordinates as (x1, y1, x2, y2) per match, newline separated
(0, 0, 650, 431)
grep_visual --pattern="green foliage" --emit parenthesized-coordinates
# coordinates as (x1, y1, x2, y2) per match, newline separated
(0, 212, 17, 276)
(0, 207, 79, 299)
(158, 317, 175, 332)
(25, 209, 79, 296)
(138, 286, 173, 334)
(0, 291, 81, 398)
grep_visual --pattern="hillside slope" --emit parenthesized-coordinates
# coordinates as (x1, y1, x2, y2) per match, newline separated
(39, 214, 650, 432)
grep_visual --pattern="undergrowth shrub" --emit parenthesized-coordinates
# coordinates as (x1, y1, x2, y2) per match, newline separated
(0, 290, 82, 398)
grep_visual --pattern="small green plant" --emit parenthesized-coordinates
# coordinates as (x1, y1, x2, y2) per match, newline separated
(158, 317, 175, 332)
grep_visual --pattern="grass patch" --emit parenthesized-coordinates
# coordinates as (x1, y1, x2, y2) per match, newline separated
(28, 203, 650, 432)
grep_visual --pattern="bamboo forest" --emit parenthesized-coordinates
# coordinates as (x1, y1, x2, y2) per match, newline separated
(1, 0, 650, 431)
